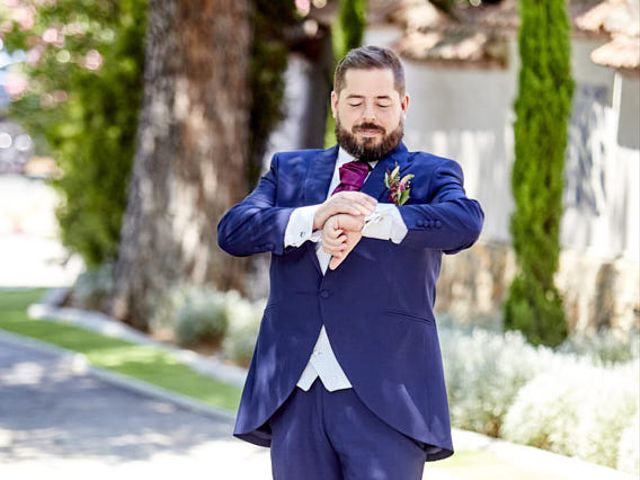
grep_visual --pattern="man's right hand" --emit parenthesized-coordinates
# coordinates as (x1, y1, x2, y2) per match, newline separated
(313, 192, 377, 231)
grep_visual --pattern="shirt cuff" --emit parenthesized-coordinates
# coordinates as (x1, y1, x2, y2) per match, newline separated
(362, 203, 408, 244)
(284, 204, 323, 247)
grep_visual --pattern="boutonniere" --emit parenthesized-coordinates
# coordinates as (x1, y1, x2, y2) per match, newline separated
(384, 161, 414, 205)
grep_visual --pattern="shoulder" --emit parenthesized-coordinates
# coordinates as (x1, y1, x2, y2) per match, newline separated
(268, 148, 330, 169)
(406, 150, 464, 179)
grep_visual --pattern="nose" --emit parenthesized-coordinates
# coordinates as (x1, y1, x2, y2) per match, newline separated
(362, 102, 376, 122)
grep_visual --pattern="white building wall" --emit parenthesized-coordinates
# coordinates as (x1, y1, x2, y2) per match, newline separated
(364, 27, 640, 262)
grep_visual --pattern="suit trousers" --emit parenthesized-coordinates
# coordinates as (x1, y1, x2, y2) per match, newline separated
(268, 377, 428, 480)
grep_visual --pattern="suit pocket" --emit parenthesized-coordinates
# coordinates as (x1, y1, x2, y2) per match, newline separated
(383, 308, 435, 326)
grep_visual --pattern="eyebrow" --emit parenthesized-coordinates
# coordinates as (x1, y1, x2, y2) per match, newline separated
(345, 94, 393, 101)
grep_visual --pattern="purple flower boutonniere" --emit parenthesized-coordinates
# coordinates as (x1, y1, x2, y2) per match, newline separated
(384, 161, 414, 205)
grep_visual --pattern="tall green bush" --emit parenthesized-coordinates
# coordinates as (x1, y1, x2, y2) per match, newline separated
(2, 0, 147, 267)
(504, 0, 574, 347)
(247, 0, 299, 188)
(324, 0, 367, 148)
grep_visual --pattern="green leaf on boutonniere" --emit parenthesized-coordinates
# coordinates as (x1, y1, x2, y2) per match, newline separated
(390, 164, 400, 179)
(399, 188, 411, 205)
(384, 170, 390, 189)
(401, 173, 415, 184)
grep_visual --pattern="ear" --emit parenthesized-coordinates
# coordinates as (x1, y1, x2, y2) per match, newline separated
(330, 91, 338, 119)
(400, 93, 409, 115)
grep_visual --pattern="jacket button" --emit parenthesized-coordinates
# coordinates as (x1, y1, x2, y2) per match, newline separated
(435, 220, 442, 228)
(320, 290, 330, 299)
(417, 220, 425, 227)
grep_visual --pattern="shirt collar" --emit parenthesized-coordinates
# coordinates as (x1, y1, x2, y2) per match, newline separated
(337, 146, 378, 169)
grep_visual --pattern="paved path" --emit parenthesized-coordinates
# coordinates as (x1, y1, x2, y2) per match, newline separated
(0, 333, 273, 479)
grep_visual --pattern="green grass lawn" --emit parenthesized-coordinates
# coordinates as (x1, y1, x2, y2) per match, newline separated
(0, 288, 241, 412)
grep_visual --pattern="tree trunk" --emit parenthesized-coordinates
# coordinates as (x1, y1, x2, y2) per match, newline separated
(109, 0, 251, 329)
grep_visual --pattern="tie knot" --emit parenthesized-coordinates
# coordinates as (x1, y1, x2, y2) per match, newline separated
(332, 160, 371, 195)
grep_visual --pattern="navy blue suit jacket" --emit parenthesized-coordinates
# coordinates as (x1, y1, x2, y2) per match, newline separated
(217, 142, 484, 461)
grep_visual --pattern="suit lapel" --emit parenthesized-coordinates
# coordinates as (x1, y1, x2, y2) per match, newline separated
(303, 146, 338, 206)
(360, 142, 409, 202)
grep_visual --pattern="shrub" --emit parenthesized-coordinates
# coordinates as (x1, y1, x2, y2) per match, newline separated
(617, 412, 640, 474)
(558, 329, 640, 365)
(150, 284, 265, 356)
(69, 262, 114, 310)
(439, 326, 547, 436)
(174, 292, 229, 348)
(439, 322, 639, 473)
(221, 291, 265, 367)
(150, 284, 229, 347)
(501, 361, 639, 469)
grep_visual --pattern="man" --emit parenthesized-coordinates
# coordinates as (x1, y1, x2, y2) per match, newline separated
(217, 45, 484, 479)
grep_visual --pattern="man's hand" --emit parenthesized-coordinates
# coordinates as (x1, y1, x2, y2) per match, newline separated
(321, 213, 365, 270)
(313, 192, 377, 231)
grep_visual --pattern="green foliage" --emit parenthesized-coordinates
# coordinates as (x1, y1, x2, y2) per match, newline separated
(2, 1, 147, 267)
(332, 0, 366, 62)
(505, 0, 574, 347)
(248, 0, 299, 187)
(324, 0, 367, 148)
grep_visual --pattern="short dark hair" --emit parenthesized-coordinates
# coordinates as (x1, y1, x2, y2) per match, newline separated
(334, 45, 405, 96)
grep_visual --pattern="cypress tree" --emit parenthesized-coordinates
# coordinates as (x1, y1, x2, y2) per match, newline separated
(324, 0, 367, 147)
(504, 0, 574, 346)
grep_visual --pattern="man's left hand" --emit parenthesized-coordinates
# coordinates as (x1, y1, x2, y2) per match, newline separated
(321, 213, 364, 270)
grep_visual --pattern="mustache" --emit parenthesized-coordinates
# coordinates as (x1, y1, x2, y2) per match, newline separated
(353, 123, 385, 133)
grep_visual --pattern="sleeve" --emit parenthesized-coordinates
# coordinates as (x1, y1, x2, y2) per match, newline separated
(216, 153, 297, 257)
(361, 203, 408, 244)
(284, 204, 323, 247)
(396, 159, 484, 254)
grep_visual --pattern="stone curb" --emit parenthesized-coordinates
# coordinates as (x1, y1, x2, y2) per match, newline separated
(20, 287, 639, 480)
(0, 328, 236, 423)
(28, 287, 247, 388)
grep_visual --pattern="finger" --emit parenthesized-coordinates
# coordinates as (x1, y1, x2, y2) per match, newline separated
(322, 244, 342, 255)
(324, 236, 346, 249)
(328, 227, 344, 239)
(330, 202, 364, 217)
(340, 192, 378, 209)
(338, 198, 375, 216)
(329, 255, 344, 270)
(338, 216, 365, 232)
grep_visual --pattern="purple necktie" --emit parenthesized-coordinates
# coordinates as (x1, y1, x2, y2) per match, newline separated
(331, 161, 371, 195)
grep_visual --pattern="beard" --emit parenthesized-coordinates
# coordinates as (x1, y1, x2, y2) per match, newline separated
(335, 116, 404, 163)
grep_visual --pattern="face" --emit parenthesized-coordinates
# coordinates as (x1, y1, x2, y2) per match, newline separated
(331, 68, 409, 161)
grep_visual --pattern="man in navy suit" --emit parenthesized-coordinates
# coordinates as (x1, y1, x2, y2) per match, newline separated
(217, 46, 484, 479)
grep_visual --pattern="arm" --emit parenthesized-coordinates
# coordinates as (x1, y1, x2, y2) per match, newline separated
(217, 153, 295, 257)
(397, 159, 484, 254)
(284, 204, 322, 248)
(283, 192, 377, 248)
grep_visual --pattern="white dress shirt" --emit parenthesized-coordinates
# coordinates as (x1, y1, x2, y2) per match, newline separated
(283, 147, 408, 392)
